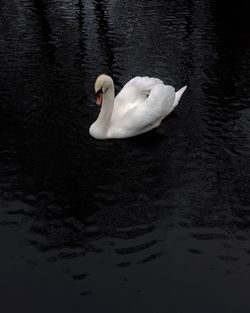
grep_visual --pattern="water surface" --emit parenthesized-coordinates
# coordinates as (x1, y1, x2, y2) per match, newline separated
(1, 1, 250, 312)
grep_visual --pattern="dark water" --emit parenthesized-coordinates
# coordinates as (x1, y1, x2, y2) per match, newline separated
(1, 0, 250, 312)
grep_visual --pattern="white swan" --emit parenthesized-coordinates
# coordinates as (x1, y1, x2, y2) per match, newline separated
(89, 74, 187, 139)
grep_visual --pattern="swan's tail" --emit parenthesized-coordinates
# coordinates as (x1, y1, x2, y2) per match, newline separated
(173, 85, 187, 108)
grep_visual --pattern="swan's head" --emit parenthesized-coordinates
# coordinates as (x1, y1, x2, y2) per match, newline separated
(95, 74, 113, 106)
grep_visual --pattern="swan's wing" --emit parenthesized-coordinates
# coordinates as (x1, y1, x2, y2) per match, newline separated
(112, 76, 164, 120)
(115, 76, 163, 105)
(116, 84, 176, 136)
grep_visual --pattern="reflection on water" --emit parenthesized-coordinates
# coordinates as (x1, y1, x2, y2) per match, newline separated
(1, 0, 250, 312)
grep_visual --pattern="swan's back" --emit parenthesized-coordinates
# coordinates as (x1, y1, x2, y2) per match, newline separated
(122, 84, 175, 133)
(115, 76, 163, 104)
(108, 76, 186, 138)
(112, 76, 163, 120)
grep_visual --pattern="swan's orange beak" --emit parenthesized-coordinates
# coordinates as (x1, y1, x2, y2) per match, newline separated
(96, 94, 103, 106)
(95, 89, 103, 106)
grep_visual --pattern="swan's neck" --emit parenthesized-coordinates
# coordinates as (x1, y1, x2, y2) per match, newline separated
(99, 84, 114, 124)
(92, 84, 115, 138)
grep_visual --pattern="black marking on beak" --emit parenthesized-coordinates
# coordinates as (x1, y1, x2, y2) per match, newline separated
(95, 88, 103, 97)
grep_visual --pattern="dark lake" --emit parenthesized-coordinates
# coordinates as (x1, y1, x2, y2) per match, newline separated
(1, 0, 250, 312)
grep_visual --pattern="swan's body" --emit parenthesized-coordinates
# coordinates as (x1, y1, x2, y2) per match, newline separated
(89, 75, 187, 139)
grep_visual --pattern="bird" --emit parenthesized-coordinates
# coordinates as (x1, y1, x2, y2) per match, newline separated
(89, 74, 187, 139)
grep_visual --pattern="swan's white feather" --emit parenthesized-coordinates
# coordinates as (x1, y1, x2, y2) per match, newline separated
(111, 77, 163, 121)
(111, 84, 173, 136)
(115, 76, 163, 105)
(109, 77, 186, 138)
